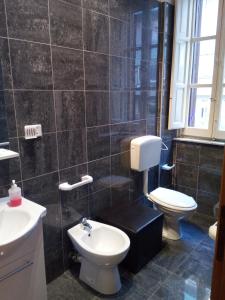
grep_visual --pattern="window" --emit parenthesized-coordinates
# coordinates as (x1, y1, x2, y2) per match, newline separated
(169, 0, 225, 140)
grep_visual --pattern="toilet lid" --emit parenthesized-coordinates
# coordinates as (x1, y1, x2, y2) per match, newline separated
(149, 188, 197, 211)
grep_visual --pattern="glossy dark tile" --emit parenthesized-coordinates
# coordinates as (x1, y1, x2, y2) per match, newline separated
(62, 0, 81, 6)
(88, 157, 111, 193)
(176, 142, 200, 165)
(50, 0, 82, 49)
(175, 163, 198, 190)
(83, 9, 109, 54)
(87, 125, 110, 161)
(89, 188, 111, 217)
(10, 40, 52, 90)
(110, 56, 130, 90)
(111, 122, 130, 154)
(109, 0, 130, 21)
(129, 120, 147, 138)
(84, 52, 109, 90)
(198, 168, 221, 195)
(45, 246, 64, 284)
(199, 145, 224, 170)
(19, 133, 58, 180)
(110, 17, 129, 57)
(55, 91, 85, 131)
(6, 0, 49, 43)
(196, 190, 219, 217)
(0, 1, 7, 37)
(110, 91, 131, 123)
(57, 129, 87, 169)
(0, 38, 12, 89)
(0, 91, 17, 138)
(52, 46, 84, 90)
(83, 0, 108, 14)
(85, 91, 109, 127)
(15, 91, 55, 136)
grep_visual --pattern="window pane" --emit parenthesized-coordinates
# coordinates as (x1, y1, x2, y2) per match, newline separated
(194, 0, 219, 37)
(177, 43, 186, 83)
(188, 88, 211, 129)
(191, 40, 215, 84)
(218, 88, 225, 131)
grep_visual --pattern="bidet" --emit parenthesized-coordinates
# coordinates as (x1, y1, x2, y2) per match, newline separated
(68, 220, 130, 295)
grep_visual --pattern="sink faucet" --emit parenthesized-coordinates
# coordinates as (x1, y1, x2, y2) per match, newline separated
(81, 218, 92, 235)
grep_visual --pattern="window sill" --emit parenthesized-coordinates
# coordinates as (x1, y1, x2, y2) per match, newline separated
(173, 137, 225, 147)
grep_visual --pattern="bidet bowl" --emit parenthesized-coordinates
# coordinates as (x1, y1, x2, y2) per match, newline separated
(68, 220, 130, 266)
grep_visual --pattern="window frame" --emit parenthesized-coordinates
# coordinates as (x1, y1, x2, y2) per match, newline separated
(170, 0, 225, 140)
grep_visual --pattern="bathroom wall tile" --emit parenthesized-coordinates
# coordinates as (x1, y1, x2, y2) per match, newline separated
(176, 142, 200, 166)
(110, 18, 129, 57)
(0, 1, 7, 37)
(110, 56, 130, 90)
(88, 157, 111, 193)
(110, 122, 131, 154)
(0, 91, 17, 138)
(52, 46, 84, 90)
(10, 40, 52, 90)
(15, 91, 55, 136)
(196, 190, 219, 218)
(22, 172, 61, 238)
(89, 188, 111, 217)
(83, 0, 108, 14)
(174, 185, 197, 199)
(60, 163, 88, 207)
(83, 9, 109, 54)
(57, 129, 87, 169)
(6, 0, 49, 43)
(109, 0, 130, 21)
(0, 139, 21, 187)
(129, 120, 147, 138)
(55, 91, 85, 131)
(84, 52, 109, 90)
(175, 163, 198, 190)
(110, 91, 131, 123)
(62, 0, 81, 6)
(85, 91, 109, 127)
(111, 152, 130, 178)
(146, 116, 157, 136)
(50, 0, 82, 49)
(45, 246, 64, 283)
(199, 145, 224, 170)
(0, 38, 12, 89)
(19, 133, 58, 180)
(198, 168, 221, 195)
(87, 125, 110, 161)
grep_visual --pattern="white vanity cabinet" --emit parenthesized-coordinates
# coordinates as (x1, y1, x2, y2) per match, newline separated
(0, 198, 47, 300)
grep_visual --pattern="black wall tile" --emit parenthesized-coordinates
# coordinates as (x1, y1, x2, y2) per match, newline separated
(0, 0, 7, 37)
(110, 91, 131, 123)
(6, 0, 49, 43)
(176, 143, 200, 165)
(84, 52, 109, 90)
(19, 133, 58, 179)
(110, 56, 130, 90)
(52, 46, 84, 90)
(86, 91, 109, 127)
(83, 9, 109, 54)
(111, 122, 130, 154)
(10, 40, 52, 90)
(110, 18, 129, 57)
(55, 91, 85, 131)
(0, 91, 17, 138)
(15, 91, 55, 136)
(175, 163, 198, 190)
(0, 38, 12, 89)
(89, 188, 111, 217)
(109, 0, 130, 21)
(198, 168, 221, 195)
(50, 0, 82, 49)
(87, 125, 110, 161)
(88, 157, 111, 193)
(83, 0, 108, 14)
(199, 145, 224, 170)
(57, 129, 87, 169)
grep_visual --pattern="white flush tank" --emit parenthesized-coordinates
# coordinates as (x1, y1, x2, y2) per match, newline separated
(130, 135, 162, 171)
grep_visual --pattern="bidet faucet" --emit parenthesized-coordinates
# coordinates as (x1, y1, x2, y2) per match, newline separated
(81, 218, 92, 234)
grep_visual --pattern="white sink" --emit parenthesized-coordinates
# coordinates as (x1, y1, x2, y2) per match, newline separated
(0, 197, 46, 248)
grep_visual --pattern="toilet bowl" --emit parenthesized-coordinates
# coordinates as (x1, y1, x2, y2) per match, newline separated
(149, 187, 197, 240)
(68, 220, 130, 295)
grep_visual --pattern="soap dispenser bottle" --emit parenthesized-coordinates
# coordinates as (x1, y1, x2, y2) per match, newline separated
(8, 180, 22, 207)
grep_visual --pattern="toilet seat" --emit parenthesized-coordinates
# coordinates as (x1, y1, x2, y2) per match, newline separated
(149, 187, 197, 211)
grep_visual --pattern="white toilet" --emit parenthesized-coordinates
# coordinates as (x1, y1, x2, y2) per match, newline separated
(130, 135, 197, 240)
(68, 220, 130, 295)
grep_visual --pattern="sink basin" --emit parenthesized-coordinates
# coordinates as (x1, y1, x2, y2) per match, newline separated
(0, 197, 46, 248)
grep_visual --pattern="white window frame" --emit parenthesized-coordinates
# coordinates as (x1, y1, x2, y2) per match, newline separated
(169, 0, 225, 140)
